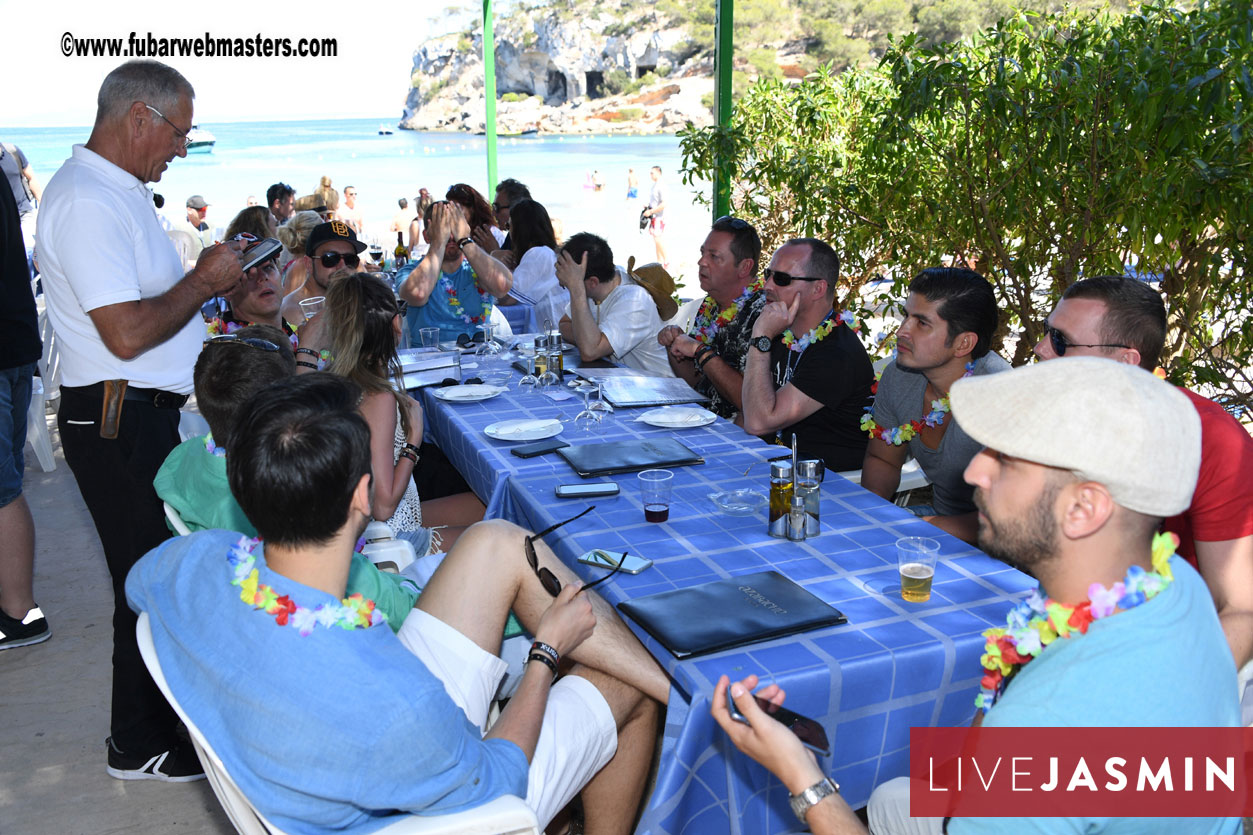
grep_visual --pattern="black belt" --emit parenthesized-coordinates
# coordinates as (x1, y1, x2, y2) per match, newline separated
(62, 382, 189, 410)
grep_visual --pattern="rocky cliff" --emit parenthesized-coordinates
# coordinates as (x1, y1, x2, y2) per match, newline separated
(399, 9, 717, 135)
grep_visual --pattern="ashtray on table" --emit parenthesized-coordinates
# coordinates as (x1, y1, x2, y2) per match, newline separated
(709, 489, 767, 515)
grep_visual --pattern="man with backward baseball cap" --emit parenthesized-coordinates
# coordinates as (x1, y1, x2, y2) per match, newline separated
(711, 357, 1239, 834)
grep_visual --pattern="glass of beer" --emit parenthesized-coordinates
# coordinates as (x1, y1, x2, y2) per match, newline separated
(896, 536, 940, 602)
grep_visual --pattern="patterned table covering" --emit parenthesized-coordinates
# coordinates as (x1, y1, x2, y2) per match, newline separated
(420, 357, 1034, 834)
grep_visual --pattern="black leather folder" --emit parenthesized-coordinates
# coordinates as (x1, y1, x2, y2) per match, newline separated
(557, 438, 704, 478)
(617, 570, 847, 658)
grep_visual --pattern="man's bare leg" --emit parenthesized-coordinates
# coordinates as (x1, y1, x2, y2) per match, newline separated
(570, 665, 661, 835)
(415, 519, 671, 704)
(0, 496, 37, 619)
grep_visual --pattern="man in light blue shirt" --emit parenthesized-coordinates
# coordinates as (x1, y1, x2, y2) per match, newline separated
(127, 373, 669, 833)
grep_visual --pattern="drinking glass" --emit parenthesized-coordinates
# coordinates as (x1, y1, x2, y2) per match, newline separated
(419, 327, 440, 350)
(638, 469, 674, 523)
(897, 537, 940, 602)
(476, 323, 503, 358)
(587, 381, 612, 422)
(517, 354, 539, 393)
(572, 382, 602, 432)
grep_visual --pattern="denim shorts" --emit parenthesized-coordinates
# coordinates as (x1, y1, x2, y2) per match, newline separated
(905, 503, 938, 518)
(0, 362, 36, 507)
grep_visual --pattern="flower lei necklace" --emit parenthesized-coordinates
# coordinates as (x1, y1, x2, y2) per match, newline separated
(207, 316, 300, 349)
(692, 276, 764, 344)
(976, 531, 1178, 713)
(860, 361, 975, 445)
(226, 536, 385, 636)
(782, 309, 856, 352)
(442, 264, 493, 326)
(204, 433, 226, 458)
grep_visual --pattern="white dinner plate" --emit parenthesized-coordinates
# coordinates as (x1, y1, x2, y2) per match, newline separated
(636, 406, 716, 429)
(484, 418, 564, 441)
(429, 384, 506, 403)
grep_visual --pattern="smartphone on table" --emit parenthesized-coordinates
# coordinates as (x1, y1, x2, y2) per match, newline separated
(555, 482, 619, 498)
(726, 685, 831, 755)
(577, 549, 653, 575)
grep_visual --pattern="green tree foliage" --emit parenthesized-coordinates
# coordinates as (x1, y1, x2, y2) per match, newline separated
(680, 1, 1253, 411)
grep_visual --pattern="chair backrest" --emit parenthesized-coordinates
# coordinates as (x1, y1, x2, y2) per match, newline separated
(137, 613, 540, 835)
(164, 502, 194, 536)
(168, 229, 201, 270)
(179, 410, 211, 442)
(136, 612, 281, 835)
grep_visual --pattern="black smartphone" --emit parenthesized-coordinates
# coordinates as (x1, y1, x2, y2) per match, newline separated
(726, 685, 831, 755)
(555, 482, 620, 498)
(511, 439, 570, 458)
(241, 237, 283, 271)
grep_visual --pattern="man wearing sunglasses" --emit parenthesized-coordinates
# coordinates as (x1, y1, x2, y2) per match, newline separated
(128, 373, 668, 833)
(1035, 276, 1253, 684)
(861, 268, 1007, 543)
(658, 216, 766, 419)
(37, 59, 246, 782)
(741, 238, 874, 470)
(280, 220, 365, 326)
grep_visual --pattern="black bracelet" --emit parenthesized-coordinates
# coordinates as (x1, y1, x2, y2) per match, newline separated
(530, 640, 560, 666)
(295, 347, 319, 359)
(528, 652, 559, 680)
(296, 360, 318, 370)
(457, 237, 474, 249)
(695, 348, 718, 373)
(398, 450, 417, 464)
(402, 442, 421, 457)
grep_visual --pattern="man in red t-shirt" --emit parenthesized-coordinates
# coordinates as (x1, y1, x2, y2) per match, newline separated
(1034, 275, 1253, 672)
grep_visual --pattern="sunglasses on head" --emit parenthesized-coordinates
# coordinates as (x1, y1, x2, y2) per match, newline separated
(1044, 324, 1129, 357)
(204, 334, 280, 352)
(318, 251, 360, 269)
(763, 268, 823, 287)
(714, 215, 751, 230)
(524, 506, 622, 597)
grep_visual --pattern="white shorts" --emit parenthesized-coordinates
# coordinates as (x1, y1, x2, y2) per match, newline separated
(397, 608, 618, 827)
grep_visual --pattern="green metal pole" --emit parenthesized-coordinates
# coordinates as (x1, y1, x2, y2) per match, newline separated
(483, 0, 498, 193)
(712, 0, 733, 220)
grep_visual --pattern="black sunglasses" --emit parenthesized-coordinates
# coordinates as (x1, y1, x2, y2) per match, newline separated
(714, 215, 751, 230)
(204, 334, 280, 352)
(524, 506, 622, 597)
(763, 268, 824, 287)
(1045, 324, 1128, 357)
(318, 251, 361, 269)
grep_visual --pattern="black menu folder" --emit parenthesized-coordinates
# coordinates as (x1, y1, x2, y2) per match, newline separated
(557, 438, 703, 478)
(617, 571, 847, 658)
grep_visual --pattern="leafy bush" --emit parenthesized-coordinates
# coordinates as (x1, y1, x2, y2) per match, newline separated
(681, 2, 1253, 412)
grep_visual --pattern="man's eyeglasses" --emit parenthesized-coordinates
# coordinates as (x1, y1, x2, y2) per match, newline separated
(713, 215, 751, 230)
(493, 202, 510, 212)
(144, 104, 190, 149)
(204, 334, 280, 351)
(525, 506, 623, 597)
(763, 268, 824, 287)
(318, 251, 361, 269)
(1044, 324, 1129, 357)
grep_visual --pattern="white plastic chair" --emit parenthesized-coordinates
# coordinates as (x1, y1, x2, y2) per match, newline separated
(136, 613, 539, 835)
(361, 520, 418, 574)
(164, 502, 194, 536)
(838, 458, 932, 506)
(665, 297, 703, 331)
(25, 376, 55, 472)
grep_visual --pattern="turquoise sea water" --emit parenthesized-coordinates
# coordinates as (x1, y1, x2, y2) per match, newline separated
(6, 118, 713, 283)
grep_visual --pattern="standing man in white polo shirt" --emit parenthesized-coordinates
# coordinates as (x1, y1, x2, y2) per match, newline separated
(38, 59, 243, 782)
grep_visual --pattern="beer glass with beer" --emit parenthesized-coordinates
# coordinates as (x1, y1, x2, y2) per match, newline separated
(896, 536, 940, 602)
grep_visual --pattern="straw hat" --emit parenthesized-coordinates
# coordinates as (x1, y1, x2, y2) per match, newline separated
(626, 256, 678, 321)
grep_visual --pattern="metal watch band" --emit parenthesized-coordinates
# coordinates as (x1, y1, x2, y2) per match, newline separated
(789, 777, 839, 823)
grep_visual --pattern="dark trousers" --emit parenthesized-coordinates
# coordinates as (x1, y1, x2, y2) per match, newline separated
(58, 386, 181, 754)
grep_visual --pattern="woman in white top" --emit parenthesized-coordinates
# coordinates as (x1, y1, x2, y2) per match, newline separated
(500, 199, 568, 331)
(322, 272, 481, 552)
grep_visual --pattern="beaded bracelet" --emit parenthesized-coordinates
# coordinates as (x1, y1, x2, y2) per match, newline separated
(527, 652, 559, 680)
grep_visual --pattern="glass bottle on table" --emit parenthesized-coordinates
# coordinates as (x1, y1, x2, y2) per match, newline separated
(768, 461, 794, 538)
(394, 232, 409, 270)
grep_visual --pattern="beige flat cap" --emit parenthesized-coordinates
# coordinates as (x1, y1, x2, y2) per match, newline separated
(950, 356, 1201, 517)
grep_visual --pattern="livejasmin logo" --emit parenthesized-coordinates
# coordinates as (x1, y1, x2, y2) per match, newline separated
(908, 727, 1253, 818)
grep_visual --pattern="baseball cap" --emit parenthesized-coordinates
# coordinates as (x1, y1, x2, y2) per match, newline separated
(305, 220, 367, 257)
(949, 357, 1200, 517)
(186, 195, 209, 209)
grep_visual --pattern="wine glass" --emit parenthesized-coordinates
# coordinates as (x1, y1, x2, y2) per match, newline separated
(572, 382, 602, 432)
(586, 381, 612, 422)
(517, 354, 539, 394)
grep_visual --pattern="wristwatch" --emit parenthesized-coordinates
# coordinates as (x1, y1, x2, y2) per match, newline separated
(789, 777, 840, 823)
(751, 335, 773, 353)
(457, 236, 474, 249)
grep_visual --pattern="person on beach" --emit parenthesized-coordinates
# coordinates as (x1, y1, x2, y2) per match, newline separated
(337, 184, 364, 233)
(39, 58, 245, 781)
(642, 166, 668, 268)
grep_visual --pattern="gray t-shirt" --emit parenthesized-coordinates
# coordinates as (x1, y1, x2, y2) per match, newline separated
(870, 352, 1011, 515)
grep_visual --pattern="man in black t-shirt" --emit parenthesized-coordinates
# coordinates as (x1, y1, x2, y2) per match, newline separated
(740, 238, 873, 471)
(0, 161, 47, 650)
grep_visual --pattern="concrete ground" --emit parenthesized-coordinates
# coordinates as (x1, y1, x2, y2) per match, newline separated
(0, 419, 230, 835)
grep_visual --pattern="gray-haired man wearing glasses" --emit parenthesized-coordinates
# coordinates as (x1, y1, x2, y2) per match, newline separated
(38, 58, 245, 781)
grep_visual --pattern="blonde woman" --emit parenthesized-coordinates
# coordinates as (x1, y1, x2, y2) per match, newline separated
(276, 209, 322, 295)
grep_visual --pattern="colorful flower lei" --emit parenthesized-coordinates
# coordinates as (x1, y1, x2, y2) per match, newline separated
(976, 531, 1178, 713)
(782, 310, 851, 353)
(204, 433, 226, 458)
(442, 265, 493, 326)
(691, 276, 765, 344)
(208, 316, 300, 349)
(226, 536, 385, 636)
(860, 361, 976, 445)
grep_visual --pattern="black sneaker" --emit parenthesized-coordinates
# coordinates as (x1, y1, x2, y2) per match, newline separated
(106, 736, 206, 782)
(0, 605, 50, 650)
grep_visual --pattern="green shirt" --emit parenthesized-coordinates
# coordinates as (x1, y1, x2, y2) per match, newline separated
(154, 437, 420, 633)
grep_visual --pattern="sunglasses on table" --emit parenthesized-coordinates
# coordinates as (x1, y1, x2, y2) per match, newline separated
(1044, 324, 1129, 357)
(525, 506, 624, 597)
(318, 251, 361, 269)
(763, 268, 824, 287)
(204, 334, 280, 352)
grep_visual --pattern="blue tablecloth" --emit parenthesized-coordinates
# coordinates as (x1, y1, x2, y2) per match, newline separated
(420, 357, 1034, 834)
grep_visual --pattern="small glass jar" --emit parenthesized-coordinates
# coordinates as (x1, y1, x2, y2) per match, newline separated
(768, 461, 794, 538)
